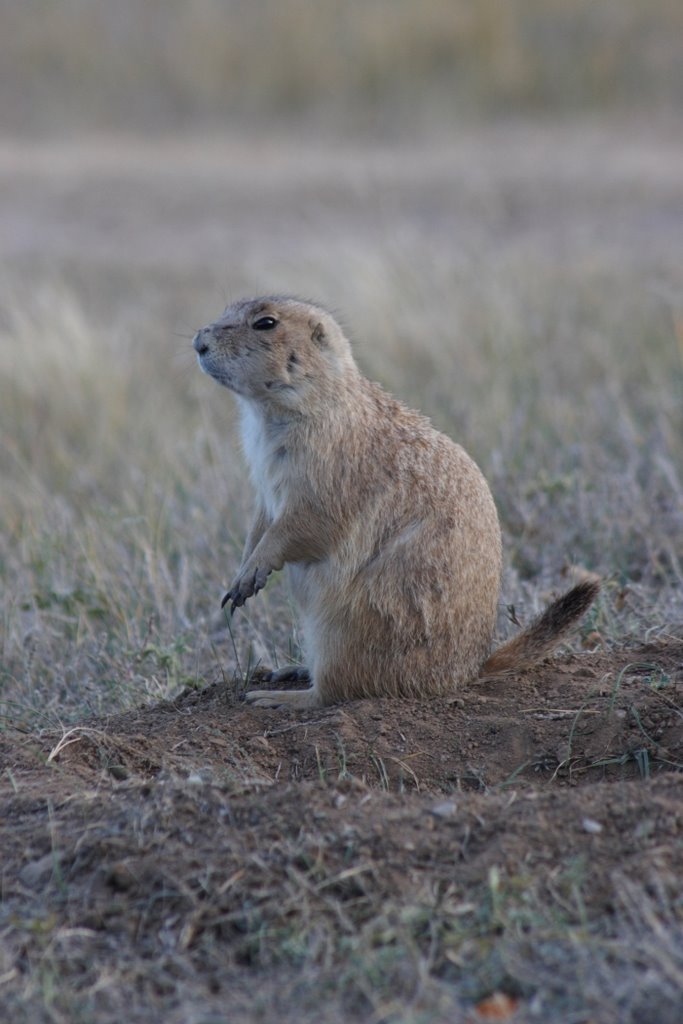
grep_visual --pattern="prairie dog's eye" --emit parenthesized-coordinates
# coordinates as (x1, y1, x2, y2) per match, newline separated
(252, 316, 278, 331)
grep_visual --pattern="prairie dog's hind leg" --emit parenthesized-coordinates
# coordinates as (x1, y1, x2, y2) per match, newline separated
(244, 686, 322, 709)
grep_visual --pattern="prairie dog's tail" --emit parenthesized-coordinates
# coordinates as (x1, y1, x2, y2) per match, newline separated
(480, 574, 600, 677)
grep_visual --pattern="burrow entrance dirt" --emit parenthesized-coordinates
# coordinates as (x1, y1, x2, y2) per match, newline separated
(11, 639, 679, 794)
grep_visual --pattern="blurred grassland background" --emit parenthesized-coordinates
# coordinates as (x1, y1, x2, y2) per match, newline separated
(2, 0, 683, 133)
(0, 0, 682, 724)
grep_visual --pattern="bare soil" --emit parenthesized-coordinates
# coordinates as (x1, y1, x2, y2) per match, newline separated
(1, 639, 682, 1022)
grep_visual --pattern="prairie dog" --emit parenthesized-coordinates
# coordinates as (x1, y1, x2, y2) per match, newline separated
(193, 296, 598, 709)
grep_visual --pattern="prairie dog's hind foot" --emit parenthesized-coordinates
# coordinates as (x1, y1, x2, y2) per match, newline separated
(243, 686, 321, 709)
(262, 666, 310, 685)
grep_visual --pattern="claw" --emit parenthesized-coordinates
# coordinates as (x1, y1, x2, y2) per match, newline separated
(220, 589, 240, 614)
(220, 565, 271, 613)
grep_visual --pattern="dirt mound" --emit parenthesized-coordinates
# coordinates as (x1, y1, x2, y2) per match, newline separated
(1, 640, 682, 1023)
(20, 638, 682, 792)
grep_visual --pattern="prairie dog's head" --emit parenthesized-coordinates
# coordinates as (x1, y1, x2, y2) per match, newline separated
(193, 296, 356, 412)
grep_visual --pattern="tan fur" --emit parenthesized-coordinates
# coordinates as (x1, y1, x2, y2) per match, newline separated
(193, 296, 599, 708)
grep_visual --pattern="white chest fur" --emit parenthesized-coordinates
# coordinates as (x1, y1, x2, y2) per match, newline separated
(237, 399, 290, 520)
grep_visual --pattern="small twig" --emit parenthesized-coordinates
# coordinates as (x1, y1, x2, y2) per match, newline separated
(519, 707, 600, 715)
(263, 714, 341, 737)
(47, 727, 107, 763)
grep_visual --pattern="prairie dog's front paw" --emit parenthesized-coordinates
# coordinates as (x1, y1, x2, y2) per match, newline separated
(221, 564, 272, 612)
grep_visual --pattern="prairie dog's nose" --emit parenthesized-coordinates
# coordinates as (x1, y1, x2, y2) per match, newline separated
(193, 327, 210, 356)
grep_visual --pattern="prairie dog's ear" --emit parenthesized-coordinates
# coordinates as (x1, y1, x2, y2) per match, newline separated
(311, 321, 327, 348)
